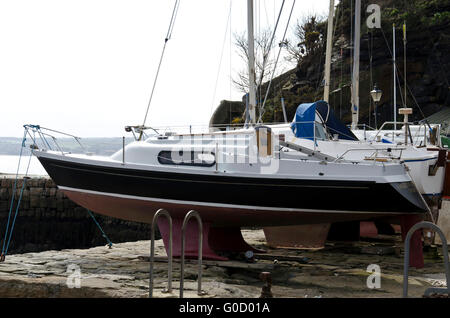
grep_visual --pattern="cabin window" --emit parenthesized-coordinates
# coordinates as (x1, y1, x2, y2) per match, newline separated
(314, 113, 328, 141)
(157, 150, 216, 167)
(315, 122, 327, 140)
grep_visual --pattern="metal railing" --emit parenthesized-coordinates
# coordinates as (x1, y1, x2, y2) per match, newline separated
(149, 208, 173, 298)
(126, 121, 366, 160)
(129, 120, 327, 142)
(125, 123, 273, 141)
(348, 124, 377, 141)
(149, 123, 405, 166)
(333, 147, 406, 163)
(368, 122, 440, 147)
(403, 221, 450, 298)
(350, 123, 377, 131)
(23, 124, 87, 155)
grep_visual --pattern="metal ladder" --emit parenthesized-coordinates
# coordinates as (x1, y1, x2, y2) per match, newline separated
(403, 221, 450, 297)
(149, 209, 205, 298)
(180, 210, 206, 298)
(149, 209, 173, 298)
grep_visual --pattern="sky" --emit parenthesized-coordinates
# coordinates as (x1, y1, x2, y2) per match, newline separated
(0, 0, 331, 138)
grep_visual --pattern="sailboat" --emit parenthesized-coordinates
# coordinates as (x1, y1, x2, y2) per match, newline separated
(277, 0, 447, 204)
(262, 0, 446, 249)
(28, 0, 428, 260)
(346, 8, 447, 207)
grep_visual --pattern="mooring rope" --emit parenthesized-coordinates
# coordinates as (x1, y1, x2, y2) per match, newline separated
(87, 209, 113, 249)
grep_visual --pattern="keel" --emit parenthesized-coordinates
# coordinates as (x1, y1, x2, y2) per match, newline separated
(157, 218, 262, 261)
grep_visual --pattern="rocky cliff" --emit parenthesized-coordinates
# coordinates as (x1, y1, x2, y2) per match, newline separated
(211, 0, 450, 127)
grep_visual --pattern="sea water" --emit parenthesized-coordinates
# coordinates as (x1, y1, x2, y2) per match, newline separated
(0, 155, 48, 176)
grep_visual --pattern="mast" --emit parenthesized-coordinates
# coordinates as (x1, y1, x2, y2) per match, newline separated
(393, 24, 397, 130)
(247, 0, 257, 125)
(323, 0, 335, 103)
(351, 0, 361, 130)
(403, 22, 407, 108)
(402, 22, 410, 145)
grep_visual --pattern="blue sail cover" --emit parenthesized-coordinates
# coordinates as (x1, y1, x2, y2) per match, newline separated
(290, 102, 316, 140)
(291, 101, 358, 141)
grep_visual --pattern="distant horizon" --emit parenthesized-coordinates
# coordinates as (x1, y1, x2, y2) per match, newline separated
(0, 136, 134, 156)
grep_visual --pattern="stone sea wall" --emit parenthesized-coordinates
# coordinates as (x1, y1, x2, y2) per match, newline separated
(0, 176, 154, 254)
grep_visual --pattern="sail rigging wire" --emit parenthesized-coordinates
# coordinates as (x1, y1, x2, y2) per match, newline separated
(1, 130, 33, 261)
(379, 27, 428, 121)
(249, 0, 286, 123)
(332, 1, 340, 41)
(210, 0, 233, 118)
(229, 5, 232, 111)
(327, 0, 341, 113)
(256, 0, 285, 91)
(337, 1, 344, 119)
(263, 0, 270, 29)
(315, 45, 325, 93)
(378, 27, 404, 107)
(327, 1, 343, 116)
(350, 0, 353, 96)
(258, 0, 295, 123)
(1, 129, 26, 260)
(140, 0, 181, 137)
(3, 151, 33, 258)
(368, 29, 374, 128)
(258, 0, 262, 113)
(379, 27, 408, 113)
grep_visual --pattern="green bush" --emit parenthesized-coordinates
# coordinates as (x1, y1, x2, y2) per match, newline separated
(430, 12, 450, 25)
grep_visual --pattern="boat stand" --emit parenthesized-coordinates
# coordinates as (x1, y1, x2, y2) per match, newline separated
(157, 218, 261, 261)
(403, 221, 450, 297)
(400, 215, 424, 268)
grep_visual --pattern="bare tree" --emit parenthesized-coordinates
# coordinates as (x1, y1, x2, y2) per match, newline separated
(232, 28, 277, 99)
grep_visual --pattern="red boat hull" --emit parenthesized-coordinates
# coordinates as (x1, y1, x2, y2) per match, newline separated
(62, 189, 407, 227)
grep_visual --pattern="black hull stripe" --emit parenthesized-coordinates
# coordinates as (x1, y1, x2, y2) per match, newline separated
(51, 162, 370, 189)
(38, 156, 424, 214)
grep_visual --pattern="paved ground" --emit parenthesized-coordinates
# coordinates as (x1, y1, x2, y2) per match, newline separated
(0, 229, 447, 298)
